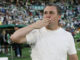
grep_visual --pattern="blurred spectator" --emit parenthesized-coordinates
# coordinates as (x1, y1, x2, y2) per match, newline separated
(12, 26, 22, 57)
(0, 30, 9, 54)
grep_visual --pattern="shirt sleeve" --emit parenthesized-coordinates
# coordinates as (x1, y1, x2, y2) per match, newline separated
(67, 33, 77, 55)
(26, 29, 39, 45)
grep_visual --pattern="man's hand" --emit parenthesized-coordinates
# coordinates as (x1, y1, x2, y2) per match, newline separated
(32, 18, 50, 29)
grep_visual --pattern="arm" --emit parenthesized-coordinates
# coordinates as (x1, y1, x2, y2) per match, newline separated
(10, 25, 34, 43)
(10, 18, 50, 43)
(68, 54, 78, 60)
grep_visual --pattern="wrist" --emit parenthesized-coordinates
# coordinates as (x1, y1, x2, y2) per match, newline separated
(29, 24, 35, 30)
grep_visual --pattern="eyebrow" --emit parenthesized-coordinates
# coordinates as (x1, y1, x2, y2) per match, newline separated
(43, 11, 55, 14)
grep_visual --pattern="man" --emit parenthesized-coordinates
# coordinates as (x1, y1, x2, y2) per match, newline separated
(10, 4, 78, 60)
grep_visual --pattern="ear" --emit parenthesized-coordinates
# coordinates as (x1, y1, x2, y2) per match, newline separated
(57, 15, 61, 20)
(59, 16, 61, 19)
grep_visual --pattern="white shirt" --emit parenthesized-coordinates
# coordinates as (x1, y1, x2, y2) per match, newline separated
(26, 27, 77, 60)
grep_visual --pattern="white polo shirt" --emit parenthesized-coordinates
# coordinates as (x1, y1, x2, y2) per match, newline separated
(26, 27, 77, 60)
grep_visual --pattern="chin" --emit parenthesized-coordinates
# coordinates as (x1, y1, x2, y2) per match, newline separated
(49, 22, 54, 25)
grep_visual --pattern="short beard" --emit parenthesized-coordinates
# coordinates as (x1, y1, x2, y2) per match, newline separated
(46, 22, 59, 30)
(46, 23, 54, 30)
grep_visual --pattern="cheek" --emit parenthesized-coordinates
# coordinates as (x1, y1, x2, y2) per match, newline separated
(51, 15, 58, 20)
(50, 16, 58, 22)
(43, 15, 51, 18)
(43, 15, 46, 18)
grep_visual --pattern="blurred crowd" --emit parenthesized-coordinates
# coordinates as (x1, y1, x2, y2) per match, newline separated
(0, 1, 80, 28)
(0, 0, 44, 25)
(0, 1, 80, 34)
(0, 0, 80, 57)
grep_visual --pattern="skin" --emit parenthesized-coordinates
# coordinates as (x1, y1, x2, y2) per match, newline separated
(10, 6, 78, 60)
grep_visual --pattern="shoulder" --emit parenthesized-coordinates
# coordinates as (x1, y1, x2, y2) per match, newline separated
(60, 28, 72, 37)
(60, 28, 74, 42)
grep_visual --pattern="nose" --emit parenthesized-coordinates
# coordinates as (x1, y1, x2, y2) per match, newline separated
(46, 16, 51, 18)
(45, 14, 51, 18)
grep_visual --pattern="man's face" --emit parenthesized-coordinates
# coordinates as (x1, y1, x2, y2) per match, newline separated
(43, 6, 60, 25)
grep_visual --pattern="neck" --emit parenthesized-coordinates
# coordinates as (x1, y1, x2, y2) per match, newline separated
(46, 24, 60, 30)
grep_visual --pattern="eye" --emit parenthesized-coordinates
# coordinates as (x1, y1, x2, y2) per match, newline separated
(43, 11, 47, 14)
(49, 11, 54, 14)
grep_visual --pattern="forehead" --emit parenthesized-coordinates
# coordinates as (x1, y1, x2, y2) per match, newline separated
(44, 6, 57, 12)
